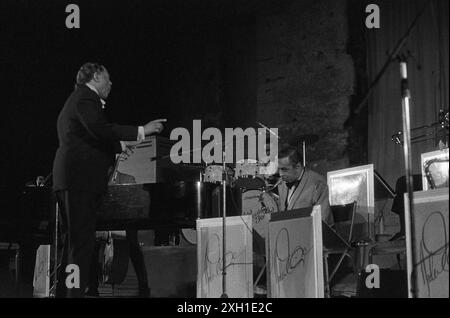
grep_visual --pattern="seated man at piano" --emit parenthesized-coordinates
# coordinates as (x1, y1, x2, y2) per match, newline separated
(52, 62, 166, 297)
(276, 144, 333, 226)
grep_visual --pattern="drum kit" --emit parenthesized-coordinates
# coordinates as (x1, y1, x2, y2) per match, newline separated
(179, 158, 282, 298)
(178, 130, 318, 297)
(180, 159, 280, 244)
(190, 132, 322, 220)
(180, 131, 321, 245)
(202, 160, 279, 211)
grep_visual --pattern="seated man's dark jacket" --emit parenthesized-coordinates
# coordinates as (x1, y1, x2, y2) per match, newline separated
(53, 85, 138, 194)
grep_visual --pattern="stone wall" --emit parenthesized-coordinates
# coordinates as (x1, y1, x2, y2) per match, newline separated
(255, 0, 356, 175)
(162, 0, 362, 176)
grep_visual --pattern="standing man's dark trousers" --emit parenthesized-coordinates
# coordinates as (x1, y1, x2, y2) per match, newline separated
(55, 190, 100, 298)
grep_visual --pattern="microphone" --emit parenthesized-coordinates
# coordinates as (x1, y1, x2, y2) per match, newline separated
(257, 122, 280, 139)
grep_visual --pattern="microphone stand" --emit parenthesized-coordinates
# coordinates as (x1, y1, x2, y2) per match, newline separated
(302, 140, 306, 167)
(221, 151, 228, 298)
(49, 201, 59, 298)
(399, 56, 417, 298)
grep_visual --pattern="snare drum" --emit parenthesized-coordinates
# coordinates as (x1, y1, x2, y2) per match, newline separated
(203, 165, 234, 184)
(241, 189, 279, 225)
(242, 189, 279, 259)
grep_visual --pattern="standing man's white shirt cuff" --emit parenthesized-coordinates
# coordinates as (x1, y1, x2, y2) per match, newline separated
(137, 126, 145, 141)
(120, 126, 145, 151)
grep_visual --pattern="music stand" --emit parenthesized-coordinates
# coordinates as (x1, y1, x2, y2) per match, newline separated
(322, 221, 353, 298)
(374, 171, 396, 236)
(374, 170, 396, 200)
(322, 222, 351, 250)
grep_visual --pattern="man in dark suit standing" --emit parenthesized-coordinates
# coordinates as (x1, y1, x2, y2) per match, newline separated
(277, 145, 333, 226)
(52, 62, 166, 297)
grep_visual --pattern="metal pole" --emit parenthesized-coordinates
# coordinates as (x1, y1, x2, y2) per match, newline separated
(221, 152, 228, 298)
(197, 181, 202, 220)
(197, 171, 203, 220)
(51, 201, 59, 298)
(302, 141, 306, 167)
(400, 59, 417, 298)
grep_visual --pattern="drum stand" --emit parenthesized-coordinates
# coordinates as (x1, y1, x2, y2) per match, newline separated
(253, 263, 267, 292)
(49, 201, 59, 298)
(302, 140, 306, 166)
(221, 152, 228, 298)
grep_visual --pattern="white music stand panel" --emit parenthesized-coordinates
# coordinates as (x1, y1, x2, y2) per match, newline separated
(196, 215, 253, 298)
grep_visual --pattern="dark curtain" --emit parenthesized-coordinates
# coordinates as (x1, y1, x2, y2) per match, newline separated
(367, 0, 449, 187)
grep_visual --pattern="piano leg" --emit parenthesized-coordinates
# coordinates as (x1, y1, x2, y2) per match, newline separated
(15, 240, 39, 296)
(154, 228, 180, 246)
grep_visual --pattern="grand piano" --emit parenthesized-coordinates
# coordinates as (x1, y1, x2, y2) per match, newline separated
(14, 136, 240, 241)
(96, 135, 233, 231)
